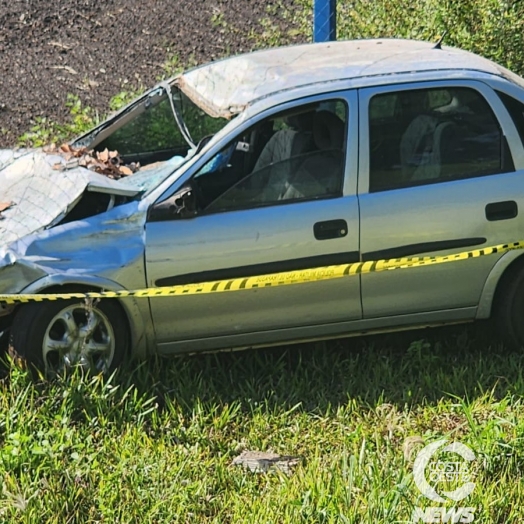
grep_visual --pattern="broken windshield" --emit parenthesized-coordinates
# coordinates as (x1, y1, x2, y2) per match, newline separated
(86, 85, 229, 191)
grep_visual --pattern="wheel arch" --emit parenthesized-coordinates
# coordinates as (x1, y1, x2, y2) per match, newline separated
(18, 274, 152, 359)
(477, 251, 524, 319)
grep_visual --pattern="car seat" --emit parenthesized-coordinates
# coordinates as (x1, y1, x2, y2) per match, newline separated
(400, 114, 458, 182)
(252, 111, 315, 173)
(279, 110, 345, 200)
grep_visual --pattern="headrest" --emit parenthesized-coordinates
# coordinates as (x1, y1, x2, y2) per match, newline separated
(313, 111, 345, 150)
(286, 111, 315, 132)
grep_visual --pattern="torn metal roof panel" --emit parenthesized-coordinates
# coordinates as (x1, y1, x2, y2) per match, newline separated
(176, 39, 520, 118)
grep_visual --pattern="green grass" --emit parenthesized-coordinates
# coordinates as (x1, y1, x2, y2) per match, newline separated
(2, 325, 524, 523)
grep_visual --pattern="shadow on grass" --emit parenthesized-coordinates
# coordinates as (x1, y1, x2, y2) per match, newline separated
(116, 321, 524, 413)
(4, 322, 523, 428)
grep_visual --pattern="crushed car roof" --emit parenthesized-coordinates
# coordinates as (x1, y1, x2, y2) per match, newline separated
(177, 38, 520, 118)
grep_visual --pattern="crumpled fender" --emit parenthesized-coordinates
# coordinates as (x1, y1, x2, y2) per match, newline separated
(0, 199, 154, 358)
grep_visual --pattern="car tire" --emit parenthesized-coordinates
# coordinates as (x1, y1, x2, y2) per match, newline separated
(495, 268, 524, 351)
(8, 299, 129, 377)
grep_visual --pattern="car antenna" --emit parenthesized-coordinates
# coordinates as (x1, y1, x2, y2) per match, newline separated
(433, 31, 448, 50)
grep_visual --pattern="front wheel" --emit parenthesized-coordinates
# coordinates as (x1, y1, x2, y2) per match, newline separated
(9, 299, 129, 377)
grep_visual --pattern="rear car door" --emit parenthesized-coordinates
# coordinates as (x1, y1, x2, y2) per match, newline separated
(145, 92, 361, 351)
(358, 80, 524, 321)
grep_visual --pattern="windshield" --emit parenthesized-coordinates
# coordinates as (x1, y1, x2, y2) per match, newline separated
(88, 85, 229, 192)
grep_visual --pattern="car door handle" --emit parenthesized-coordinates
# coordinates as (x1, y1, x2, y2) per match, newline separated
(314, 219, 348, 240)
(485, 201, 518, 221)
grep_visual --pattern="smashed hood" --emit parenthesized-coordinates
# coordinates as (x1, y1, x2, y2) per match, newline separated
(0, 149, 141, 247)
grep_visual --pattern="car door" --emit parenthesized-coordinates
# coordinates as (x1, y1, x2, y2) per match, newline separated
(145, 92, 361, 351)
(358, 80, 524, 320)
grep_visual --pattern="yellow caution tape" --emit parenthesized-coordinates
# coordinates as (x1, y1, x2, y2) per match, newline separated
(1, 241, 524, 304)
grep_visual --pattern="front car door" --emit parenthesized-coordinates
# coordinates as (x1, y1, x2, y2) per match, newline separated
(145, 92, 361, 353)
(358, 79, 524, 323)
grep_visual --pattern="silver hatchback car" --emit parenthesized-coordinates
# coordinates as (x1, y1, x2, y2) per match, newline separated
(3, 38, 524, 375)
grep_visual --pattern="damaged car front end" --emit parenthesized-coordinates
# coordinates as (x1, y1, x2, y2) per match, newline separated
(0, 78, 231, 375)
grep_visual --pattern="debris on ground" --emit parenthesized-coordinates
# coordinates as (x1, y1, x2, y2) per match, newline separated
(46, 143, 140, 179)
(403, 435, 425, 463)
(232, 450, 302, 474)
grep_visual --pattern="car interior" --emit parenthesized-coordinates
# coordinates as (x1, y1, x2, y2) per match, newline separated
(192, 100, 348, 213)
(369, 87, 515, 192)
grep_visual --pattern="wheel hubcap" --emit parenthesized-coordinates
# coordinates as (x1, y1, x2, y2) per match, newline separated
(42, 304, 115, 375)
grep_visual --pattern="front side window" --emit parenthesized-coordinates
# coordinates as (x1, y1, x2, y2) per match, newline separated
(368, 87, 514, 192)
(191, 100, 348, 213)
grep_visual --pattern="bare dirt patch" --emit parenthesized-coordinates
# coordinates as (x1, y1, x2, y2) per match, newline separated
(0, 0, 303, 147)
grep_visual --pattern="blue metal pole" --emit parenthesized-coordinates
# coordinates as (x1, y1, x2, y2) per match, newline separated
(314, 0, 337, 42)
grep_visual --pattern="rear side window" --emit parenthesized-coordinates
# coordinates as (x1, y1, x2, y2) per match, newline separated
(496, 91, 524, 148)
(369, 87, 514, 192)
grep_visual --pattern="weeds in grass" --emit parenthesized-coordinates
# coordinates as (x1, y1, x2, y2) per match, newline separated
(18, 95, 99, 148)
(1, 327, 524, 522)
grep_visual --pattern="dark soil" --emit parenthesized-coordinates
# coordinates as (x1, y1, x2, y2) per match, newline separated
(0, 0, 304, 147)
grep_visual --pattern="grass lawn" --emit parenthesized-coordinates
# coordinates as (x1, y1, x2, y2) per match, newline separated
(1, 324, 523, 523)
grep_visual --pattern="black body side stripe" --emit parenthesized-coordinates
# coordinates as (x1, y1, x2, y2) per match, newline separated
(155, 251, 360, 287)
(154, 239, 487, 288)
(362, 238, 486, 263)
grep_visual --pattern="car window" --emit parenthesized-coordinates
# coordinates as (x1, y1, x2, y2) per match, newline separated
(496, 91, 524, 149)
(192, 100, 348, 213)
(368, 87, 514, 192)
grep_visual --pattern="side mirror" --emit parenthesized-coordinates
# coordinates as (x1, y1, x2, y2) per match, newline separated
(149, 185, 196, 221)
